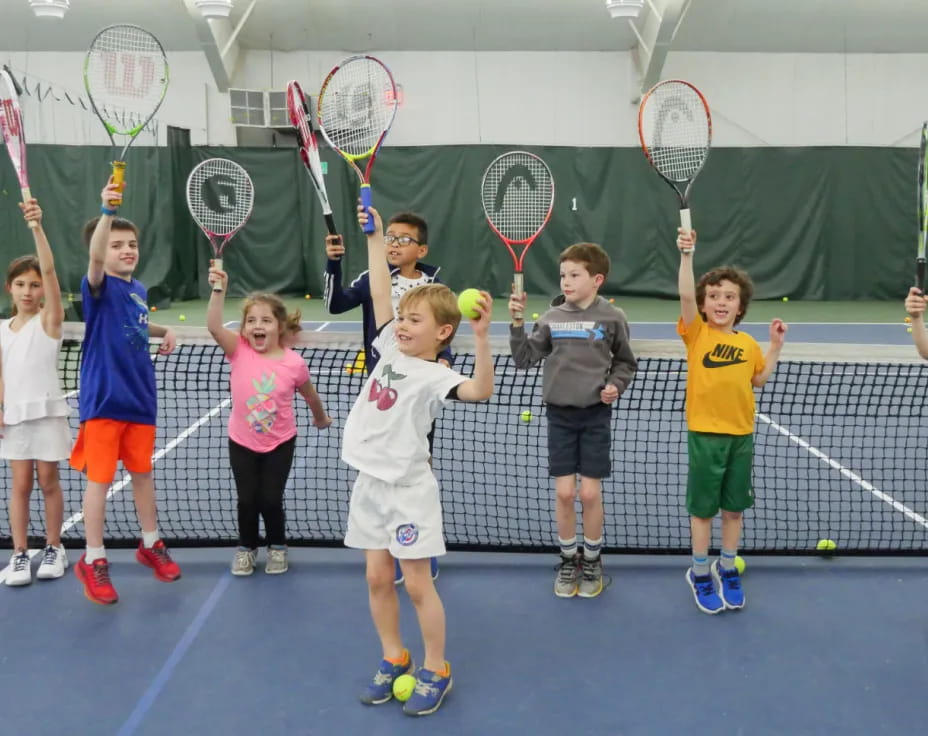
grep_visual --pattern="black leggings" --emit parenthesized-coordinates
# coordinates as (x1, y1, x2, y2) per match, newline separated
(228, 436, 296, 548)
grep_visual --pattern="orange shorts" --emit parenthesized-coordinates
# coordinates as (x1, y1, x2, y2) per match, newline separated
(70, 418, 156, 484)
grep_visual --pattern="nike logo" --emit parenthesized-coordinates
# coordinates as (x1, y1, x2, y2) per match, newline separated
(702, 353, 747, 368)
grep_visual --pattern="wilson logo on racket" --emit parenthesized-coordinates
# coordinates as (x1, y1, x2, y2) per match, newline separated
(103, 54, 158, 98)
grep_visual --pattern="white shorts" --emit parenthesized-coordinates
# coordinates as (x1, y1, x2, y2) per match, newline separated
(345, 470, 446, 558)
(0, 416, 72, 461)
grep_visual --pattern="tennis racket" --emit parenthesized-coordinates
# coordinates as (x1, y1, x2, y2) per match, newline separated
(186, 158, 254, 292)
(316, 55, 397, 234)
(0, 66, 36, 229)
(480, 151, 555, 320)
(287, 79, 338, 236)
(638, 79, 712, 251)
(83, 24, 169, 203)
(917, 122, 928, 292)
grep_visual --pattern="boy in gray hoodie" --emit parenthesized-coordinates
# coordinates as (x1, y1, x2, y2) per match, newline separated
(509, 242, 636, 598)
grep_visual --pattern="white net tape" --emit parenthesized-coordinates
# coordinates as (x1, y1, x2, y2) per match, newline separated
(186, 158, 254, 237)
(481, 151, 554, 242)
(640, 82, 710, 183)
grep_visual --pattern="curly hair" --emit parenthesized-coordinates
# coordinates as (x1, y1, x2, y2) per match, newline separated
(695, 266, 754, 325)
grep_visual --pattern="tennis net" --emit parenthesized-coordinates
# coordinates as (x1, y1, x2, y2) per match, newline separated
(2, 325, 927, 555)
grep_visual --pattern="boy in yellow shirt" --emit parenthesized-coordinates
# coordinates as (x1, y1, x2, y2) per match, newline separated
(677, 228, 786, 613)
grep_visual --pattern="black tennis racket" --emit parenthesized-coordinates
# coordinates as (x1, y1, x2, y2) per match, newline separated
(917, 122, 928, 292)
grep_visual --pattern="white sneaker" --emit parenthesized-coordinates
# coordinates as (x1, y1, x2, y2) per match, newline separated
(6, 551, 32, 586)
(37, 545, 68, 580)
(231, 547, 256, 576)
(265, 546, 288, 575)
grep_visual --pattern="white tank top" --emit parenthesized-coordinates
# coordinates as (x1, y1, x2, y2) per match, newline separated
(0, 315, 69, 425)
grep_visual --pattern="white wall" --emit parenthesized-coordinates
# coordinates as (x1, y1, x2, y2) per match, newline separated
(4, 48, 928, 147)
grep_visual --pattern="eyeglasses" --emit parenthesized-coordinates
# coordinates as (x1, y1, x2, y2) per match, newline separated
(384, 234, 420, 247)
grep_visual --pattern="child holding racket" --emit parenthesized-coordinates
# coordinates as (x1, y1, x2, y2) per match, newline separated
(904, 287, 928, 358)
(509, 243, 637, 599)
(324, 211, 448, 584)
(677, 228, 786, 614)
(69, 177, 181, 605)
(345, 206, 493, 716)
(0, 197, 71, 586)
(206, 267, 331, 576)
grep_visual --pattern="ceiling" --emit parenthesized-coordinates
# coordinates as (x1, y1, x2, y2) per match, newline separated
(1, 0, 928, 54)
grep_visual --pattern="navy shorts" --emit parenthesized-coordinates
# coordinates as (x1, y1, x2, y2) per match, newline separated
(546, 403, 612, 479)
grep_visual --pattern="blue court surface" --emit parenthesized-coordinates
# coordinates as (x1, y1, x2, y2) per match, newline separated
(1, 320, 927, 735)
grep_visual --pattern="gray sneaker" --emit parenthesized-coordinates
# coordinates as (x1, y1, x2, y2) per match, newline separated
(265, 546, 288, 575)
(554, 554, 580, 598)
(577, 556, 604, 598)
(231, 547, 256, 576)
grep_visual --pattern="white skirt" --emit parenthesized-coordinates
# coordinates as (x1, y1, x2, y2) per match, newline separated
(0, 415, 72, 461)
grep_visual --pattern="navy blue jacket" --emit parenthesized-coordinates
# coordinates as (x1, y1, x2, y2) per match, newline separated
(323, 258, 453, 371)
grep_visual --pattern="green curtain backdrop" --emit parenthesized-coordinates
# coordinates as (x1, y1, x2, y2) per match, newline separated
(0, 143, 916, 307)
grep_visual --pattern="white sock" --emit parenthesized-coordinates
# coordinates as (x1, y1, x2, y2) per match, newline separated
(142, 529, 160, 548)
(85, 545, 106, 563)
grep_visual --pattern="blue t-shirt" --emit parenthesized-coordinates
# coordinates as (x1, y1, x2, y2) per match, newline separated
(78, 274, 157, 424)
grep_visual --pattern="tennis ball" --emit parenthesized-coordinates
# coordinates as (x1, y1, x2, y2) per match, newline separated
(608, 298, 615, 303)
(344, 364, 354, 375)
(816, 539, 837, 553)
(782, 296, 789, 302)
(457, 288, 482, 319)
(150, 306, 157, 312)
(520, 410, 533, 423)
(393, 674, 416, 702)
(531, 312, 539, 319)
(179, 314, 186, 321)
(905, 317, 912, 323)
(908, 327, 913, 333)
(735, 555, 746, 574)
(305, 294, 311, 299)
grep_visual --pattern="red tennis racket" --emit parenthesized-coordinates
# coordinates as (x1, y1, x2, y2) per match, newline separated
(481, 151, 555, 320)
(0, 65, 36, 229)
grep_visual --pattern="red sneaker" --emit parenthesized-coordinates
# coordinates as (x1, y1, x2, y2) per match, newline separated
(74, 555, 118, 605)
(136, 540, 181, 582)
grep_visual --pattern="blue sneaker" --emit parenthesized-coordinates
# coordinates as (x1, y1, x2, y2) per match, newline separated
(685, 568, 724, 615)
(403, 663, 453, 716)
(394, 557, 440, 585)
(359, 651, 414, 705)
(711, 560, 745, 610)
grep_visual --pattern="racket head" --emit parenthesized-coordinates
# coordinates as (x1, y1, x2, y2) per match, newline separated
(316, 55, 397, 168)
(480, 151, 555, 259)
(0, 67, 28, 188)
(83, 24, 169, 139)
(186, 158, 254, 251)
(288, 80, 333, 212)
(638, 79, 712, 185)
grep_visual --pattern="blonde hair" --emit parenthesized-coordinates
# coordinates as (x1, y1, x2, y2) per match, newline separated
(398, 283, 461, 349)
(240, 293, 301, 341)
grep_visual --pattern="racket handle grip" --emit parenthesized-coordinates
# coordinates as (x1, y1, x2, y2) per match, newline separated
(679, 208, 693, 252)
(512, 272, 524, 320)
(20, 187, 37, 229)
(360, 184, 374, 234)
(110, 161, 126, 207)
(324, 213, 338, 236)
(917, 259, 926, 292)
(211, 257, 224, 292)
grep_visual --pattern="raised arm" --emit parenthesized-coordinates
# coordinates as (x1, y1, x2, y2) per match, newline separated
(455, 291, 495, 402)
(678, 228, 698, 327)
(20, 199, 64, 338)
(206, 265, 239, 357)
(752, 319, 787, 388)
(87, 178, 123, 290)
(0, 343, 4, 437)
(358, 206, 392, 330)
(905, 287, 928, 359)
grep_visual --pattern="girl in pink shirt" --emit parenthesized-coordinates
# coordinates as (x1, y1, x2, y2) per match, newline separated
(207, 266, 331, 576)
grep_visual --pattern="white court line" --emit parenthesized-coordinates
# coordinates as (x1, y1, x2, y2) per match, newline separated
(757, 412, 928, 530)
(0, 398, 231, 585)
(314, 321, 330, 331)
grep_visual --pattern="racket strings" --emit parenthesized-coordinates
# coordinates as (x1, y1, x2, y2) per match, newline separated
(641, 83, 710, 182)
(481, 153, 554, 242)
(318, 58, 396, 157)
(186, 158, 254, 237)
(85, 25, 168, 130)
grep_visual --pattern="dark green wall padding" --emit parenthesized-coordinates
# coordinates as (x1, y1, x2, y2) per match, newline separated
(0, 142, 917, 304)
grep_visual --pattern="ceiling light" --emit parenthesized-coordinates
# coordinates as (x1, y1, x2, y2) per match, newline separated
(28, 0, 70, 19)
(605, 0, 645, 19)
(194, 0, 234, 19)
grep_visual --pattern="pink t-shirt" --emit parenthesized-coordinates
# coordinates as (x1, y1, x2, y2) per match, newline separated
(226, 337, 310, 452)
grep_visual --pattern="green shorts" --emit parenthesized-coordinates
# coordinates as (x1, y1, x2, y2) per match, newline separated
(686, 431, 755, 518)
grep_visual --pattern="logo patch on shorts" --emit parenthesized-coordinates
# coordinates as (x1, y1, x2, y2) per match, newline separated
(396, 523, 419, 546)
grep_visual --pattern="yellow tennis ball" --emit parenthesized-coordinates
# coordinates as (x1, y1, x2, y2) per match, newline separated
(908, 327, 913, 333)
(905, 317, 912, 323)
(305, 294, 311, 299)
(457, 288, 482, 319)
(150, 306, 157, 312)
(735, 555, 745, 574)
(816, 539, 837, 553)
(179, 314, 186, 321)
(393, 674, 416, 702)
(520, 410, 533, 423)
(782, 296, 789, 302)
(531, 312, 540, 319)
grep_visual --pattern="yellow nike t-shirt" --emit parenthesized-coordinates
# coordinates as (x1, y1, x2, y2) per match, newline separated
(677, 316, 765, 435)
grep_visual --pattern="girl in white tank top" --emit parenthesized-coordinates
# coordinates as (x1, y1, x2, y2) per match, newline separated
(1, 198, 71, 586)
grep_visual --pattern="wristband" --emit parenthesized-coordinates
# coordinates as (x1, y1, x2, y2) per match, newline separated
(101, 206, 118, 216)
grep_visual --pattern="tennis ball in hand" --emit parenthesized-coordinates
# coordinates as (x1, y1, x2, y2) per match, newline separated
(734, 555, 746, 574)
(393, 674, 416, 702)
(816, 539, 837, 553)
(457, 288, 482, 319)
(179, 314, 186, 322)
(520, 410, 533, 423)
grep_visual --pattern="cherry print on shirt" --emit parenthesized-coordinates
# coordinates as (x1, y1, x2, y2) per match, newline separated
(367, 364, 406, 411)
